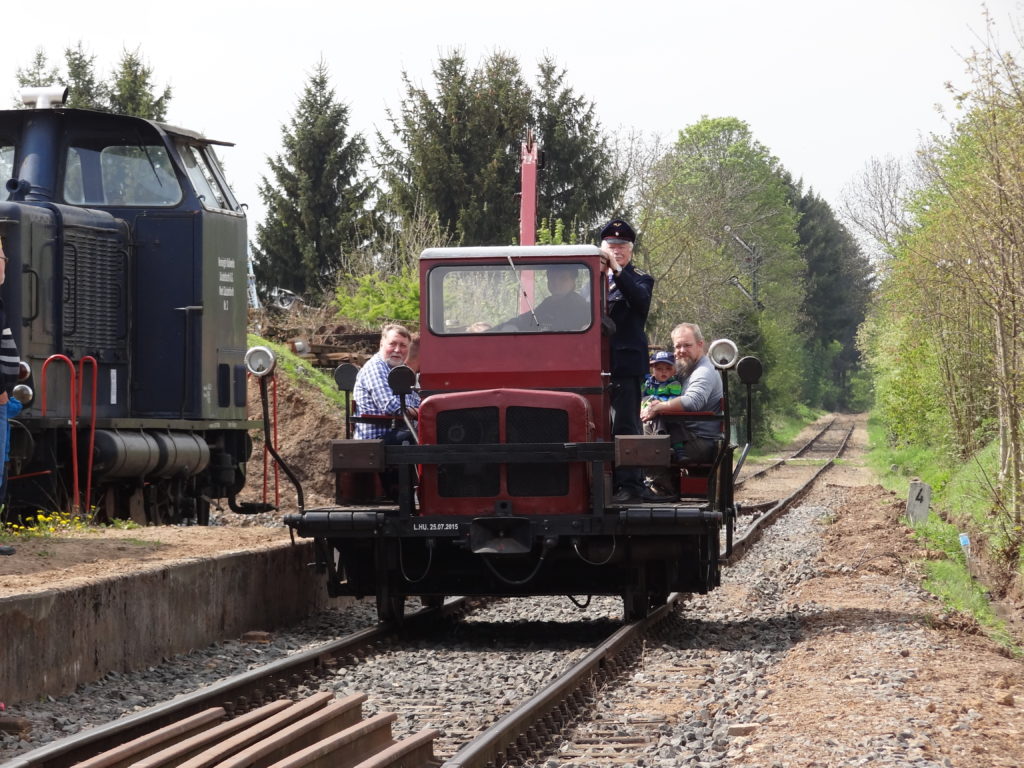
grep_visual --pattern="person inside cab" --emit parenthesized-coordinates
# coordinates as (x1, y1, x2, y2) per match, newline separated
(499, 265, 590, 332)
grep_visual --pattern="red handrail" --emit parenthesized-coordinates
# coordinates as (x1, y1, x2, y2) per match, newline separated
(257, 372, 281, 508)
(40, 355, 79, 513)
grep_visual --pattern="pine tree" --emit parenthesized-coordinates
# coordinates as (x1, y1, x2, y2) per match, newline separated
(15, 44, 170, 118)
(14, 48, 60, 98)
(377, 51, 533, 246)
(533, 58, 622, 239)
(107, 48, 172, 120)
(252, 59, 373, 300)
(63, 43, 108, 110)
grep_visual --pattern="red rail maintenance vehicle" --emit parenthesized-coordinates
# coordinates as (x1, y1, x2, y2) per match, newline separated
(277, 240, 760, 622)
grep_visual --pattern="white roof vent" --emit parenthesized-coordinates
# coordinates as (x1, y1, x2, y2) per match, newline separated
(20, 86, 69, 109)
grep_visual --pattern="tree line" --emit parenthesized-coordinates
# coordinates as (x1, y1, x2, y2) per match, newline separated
(12, 44, 873, 433)
(844, 14, 1024, 567)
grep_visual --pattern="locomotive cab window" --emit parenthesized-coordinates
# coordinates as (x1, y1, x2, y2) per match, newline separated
(0, 142, 13, 188)
(178, 142, 239, 212)
(428, 262, 592, 334)
(63, 140, 181, 207)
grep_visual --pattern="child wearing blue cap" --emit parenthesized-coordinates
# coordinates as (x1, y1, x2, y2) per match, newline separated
(641, 350, 681, 410)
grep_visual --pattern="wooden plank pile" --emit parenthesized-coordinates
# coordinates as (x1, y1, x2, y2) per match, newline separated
(286, 326, 380, 369)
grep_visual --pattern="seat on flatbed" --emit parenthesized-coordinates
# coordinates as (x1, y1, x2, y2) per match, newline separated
(654, 404, 724, 499)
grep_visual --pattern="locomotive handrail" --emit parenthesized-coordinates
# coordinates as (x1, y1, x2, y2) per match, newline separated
(77, 356, 98, 513)
(40, 354, 79, 513)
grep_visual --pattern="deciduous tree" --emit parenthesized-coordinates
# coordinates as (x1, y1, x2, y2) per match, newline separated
(793, 186, 872, 409)
(643, 117, 806, 418)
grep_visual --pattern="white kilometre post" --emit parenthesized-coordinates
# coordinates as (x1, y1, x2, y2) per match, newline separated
(906, 480, 931, 525)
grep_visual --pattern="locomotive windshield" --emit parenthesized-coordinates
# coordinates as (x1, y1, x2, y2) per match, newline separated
(427, 262, 593, 334)
(64, 139, 181, 206)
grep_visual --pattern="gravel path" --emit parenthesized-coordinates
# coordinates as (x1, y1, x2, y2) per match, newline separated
(547, 452, 1024, 766)
(550, 502, 834, 766)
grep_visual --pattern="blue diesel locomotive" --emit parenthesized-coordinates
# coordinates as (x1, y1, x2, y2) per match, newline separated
(0, 87, 256, 524)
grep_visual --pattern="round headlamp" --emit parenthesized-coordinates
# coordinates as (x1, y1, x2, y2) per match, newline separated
(244, 346, 277, 377)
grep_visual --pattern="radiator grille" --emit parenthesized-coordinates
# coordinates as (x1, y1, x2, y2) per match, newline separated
(506, 406, 569, 496)
(437, 406, 500, 497)
(62, 226, 126, 355)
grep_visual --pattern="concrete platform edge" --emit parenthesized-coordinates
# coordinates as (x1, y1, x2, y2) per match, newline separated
(0, 541, 337, 704)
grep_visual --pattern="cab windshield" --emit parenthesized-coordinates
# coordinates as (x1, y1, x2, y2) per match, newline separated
(64, 140, 181, 206)
(428, 262, 593, 334)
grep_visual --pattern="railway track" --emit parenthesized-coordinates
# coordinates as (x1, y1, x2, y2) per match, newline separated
(3, 420, 855, 768)
(2, 601, 473, 768)
(735, 415, 854, 499)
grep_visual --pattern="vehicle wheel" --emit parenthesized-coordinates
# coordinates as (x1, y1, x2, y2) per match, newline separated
(376, 590, 405, 625)
(622, 590, 650, 622)
(648, 591, 669, 610)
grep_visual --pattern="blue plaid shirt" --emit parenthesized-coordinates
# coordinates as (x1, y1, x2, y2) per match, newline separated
(352, 353, 421, 439)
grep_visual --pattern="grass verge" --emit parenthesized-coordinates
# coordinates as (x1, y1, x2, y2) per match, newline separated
(1, 510, 138, 543)
(865, 413, 1020, 653)
(247, 334, 349, 411)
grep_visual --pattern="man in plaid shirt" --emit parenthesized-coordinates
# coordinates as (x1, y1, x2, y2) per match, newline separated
(353, 324, 421, 441)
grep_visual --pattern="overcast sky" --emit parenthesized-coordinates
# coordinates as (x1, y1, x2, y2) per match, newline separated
(2, 0, 1021, 233)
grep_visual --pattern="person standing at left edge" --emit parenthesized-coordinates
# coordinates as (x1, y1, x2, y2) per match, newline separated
(599, 219, 654, 504)
(0, 237, 19, 555)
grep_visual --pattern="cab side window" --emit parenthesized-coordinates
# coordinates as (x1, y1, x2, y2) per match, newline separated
(178, 142, 239, 212)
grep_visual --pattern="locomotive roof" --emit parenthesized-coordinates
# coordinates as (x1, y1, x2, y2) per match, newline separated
(0, 106, 234, 147)
(420, 244, 602, 261)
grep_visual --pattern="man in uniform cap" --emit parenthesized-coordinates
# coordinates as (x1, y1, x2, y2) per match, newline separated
(598, 218, 656, 503)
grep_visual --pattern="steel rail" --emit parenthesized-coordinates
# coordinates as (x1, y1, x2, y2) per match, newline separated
(7, 421, 856, 768)
(737, 416, 836, 486)
(440, 422, 855, 767)
(440, 595, 679, 768)
(725, 423, 853, 565)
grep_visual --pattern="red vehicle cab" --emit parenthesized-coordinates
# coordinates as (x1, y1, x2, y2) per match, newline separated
(417, 246, 607, 517)
(284, 245, 744, 622)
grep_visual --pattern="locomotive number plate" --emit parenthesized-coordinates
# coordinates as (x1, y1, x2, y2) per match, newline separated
(412, 522, 460, 532)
